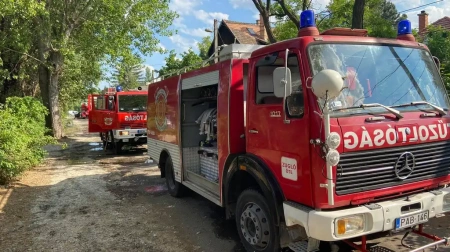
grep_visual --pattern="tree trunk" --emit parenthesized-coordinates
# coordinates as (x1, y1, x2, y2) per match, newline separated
(252, 0, 278, 43)
(36, 32, 64, 138)
(36, 32, 52, 131)
(262, 12, 277, 43)
(302, 0, 310, 11)
(352, 0, 365, 29)
(48, 51, 63, 139)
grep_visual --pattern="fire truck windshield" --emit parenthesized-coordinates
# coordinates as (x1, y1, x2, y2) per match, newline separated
(308, 43, 450, 116)
(117, 95, 147, 112)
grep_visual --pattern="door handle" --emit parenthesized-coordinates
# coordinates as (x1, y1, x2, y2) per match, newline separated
(249, 129, 259, 134)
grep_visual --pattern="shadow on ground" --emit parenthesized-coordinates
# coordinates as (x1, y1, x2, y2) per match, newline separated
(1, 119, 449, 252)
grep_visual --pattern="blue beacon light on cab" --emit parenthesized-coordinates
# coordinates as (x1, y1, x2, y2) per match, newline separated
(397, 19, 412, 35)
(300, 10, 316, 28)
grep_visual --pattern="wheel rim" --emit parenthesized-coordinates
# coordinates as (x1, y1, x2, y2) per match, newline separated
(240, 202, 270, 249)
(167, 163, 176, 190)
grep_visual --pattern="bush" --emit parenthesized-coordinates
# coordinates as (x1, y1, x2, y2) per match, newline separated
(0, 97, 56, 184)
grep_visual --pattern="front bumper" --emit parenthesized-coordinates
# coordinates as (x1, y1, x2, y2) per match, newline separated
(283, 188, 450, 241)
(113, 129, 147, 141)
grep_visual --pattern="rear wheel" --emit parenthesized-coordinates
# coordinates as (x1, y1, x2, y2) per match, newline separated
(165, 156, 184, 197)
(236, 189, 280, 252)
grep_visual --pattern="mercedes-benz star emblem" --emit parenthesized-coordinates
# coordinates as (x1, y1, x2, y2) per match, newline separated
(394, 152, 416, 180)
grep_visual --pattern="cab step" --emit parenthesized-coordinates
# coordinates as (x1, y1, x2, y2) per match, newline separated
(288, 240, 323, 252)
(288, 240, 339, 252)
(288, 241, 309, 252)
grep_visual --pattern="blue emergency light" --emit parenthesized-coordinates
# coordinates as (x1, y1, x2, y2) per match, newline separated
(116, 85, 123, 92)
(300, 10, 316, 29)
(397, 20, 412, 35)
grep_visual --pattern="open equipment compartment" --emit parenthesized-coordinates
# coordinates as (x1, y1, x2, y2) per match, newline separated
(181, 72, 219, 190)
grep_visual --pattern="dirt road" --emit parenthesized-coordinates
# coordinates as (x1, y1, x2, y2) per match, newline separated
(0, 119, 449, 252)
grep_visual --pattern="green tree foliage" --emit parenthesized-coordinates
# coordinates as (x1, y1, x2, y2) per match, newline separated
(198, 36, 213, 60)
(157, 36, 214, 78)
(321, 0, 405, 37)
(273, 21, 298, 41)
(0, 97, 56, 184)
(1, 0, 177, 138)
(145, 67, 154, 83)
(59, 50, 102, 114)
(112, 59, 145, 89)
(272, 0, 405, 41)
(0, 1, 45, 102)
(271, 0, 306, 41)
(419, 26, 450, 93)
(158, 49, 203, 78)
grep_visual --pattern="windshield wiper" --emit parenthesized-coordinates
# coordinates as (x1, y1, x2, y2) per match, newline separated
(391, 101, 447, 116)
(333, 103, 403, 119)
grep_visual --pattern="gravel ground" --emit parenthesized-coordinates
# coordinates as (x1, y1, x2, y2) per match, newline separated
(0, 119, 449, 252)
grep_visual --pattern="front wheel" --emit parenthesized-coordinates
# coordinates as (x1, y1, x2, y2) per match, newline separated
(236, 189, 280, 252)
(165, 157, 184, 197)
(114, 141, 123, 155)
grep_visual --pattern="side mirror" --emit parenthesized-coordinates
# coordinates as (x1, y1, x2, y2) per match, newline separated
(433, 56, 441, 70)
(273, 67, 292, 98)
(311, 69, 344, 99)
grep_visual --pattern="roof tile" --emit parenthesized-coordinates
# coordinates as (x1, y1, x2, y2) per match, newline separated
(222, 20, 268, 45)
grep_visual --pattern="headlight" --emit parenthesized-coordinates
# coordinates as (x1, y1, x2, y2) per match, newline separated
(443, 193, 450, 212)
(326, 149, 340, 166)
(335, 214, 365, 237)
(326, 132, 341, 149)
(119, 131, 129, 136)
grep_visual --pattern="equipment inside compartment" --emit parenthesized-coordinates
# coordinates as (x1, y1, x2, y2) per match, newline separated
(181, 85, 219, 183)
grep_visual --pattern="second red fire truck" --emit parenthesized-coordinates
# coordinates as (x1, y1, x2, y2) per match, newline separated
(147, 10, 450, 252)
(89, 86, 148, 154)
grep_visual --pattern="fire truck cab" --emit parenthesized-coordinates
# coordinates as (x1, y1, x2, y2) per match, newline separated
(147, 10, 450, 252)
(89, 86, 148, 154)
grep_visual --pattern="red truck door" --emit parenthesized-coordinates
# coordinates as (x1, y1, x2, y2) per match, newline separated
(246, 50, 313, 204)
(88, 94, 117, 133)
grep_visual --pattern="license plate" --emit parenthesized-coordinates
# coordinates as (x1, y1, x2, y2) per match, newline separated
(138, 130, 146, 134)
(395, 210, 429, 230)
(122, 139, 129, 142)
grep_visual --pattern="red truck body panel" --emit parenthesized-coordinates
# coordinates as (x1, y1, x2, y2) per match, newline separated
(147, 76, 180, 144)
(147, 59, 247, 202)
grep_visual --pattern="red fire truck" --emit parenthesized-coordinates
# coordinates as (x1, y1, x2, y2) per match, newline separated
(89, 86, 148, 154)
(80, 101, 89, 119)
(147, 10, 450, 252)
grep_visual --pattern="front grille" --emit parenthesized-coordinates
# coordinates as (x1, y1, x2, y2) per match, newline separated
(120, 122, 146, 129)
(336, 141, 450, 195)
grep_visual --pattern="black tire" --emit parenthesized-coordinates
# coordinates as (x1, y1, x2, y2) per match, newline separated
(100, 133, 107, 150)
(165, 157, 184, 197)
(103, 131, 113, 151)
(235, 189, 280, 252)
(107, 130, 122, 154)
(114, 141, 122, 155)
